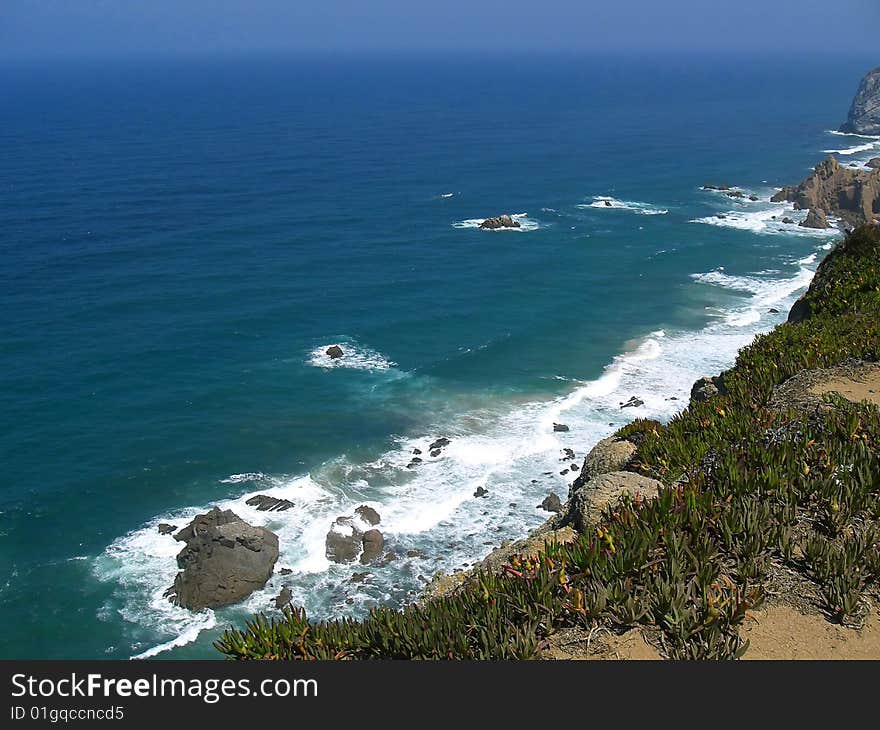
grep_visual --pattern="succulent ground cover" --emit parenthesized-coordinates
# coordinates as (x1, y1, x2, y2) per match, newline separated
(216, 225, 880, 660)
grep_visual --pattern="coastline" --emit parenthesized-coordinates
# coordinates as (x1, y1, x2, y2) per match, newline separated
(217, 221, 880, 660)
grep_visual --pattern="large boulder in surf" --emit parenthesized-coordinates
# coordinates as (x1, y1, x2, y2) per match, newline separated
(325, 512, 386, 564)
(167, 507, 279, 611)
(800, 208, 830, 229)
(839, 67, 880, 136)
(326, 345, 345, 359)
(480, 214, 521, 230)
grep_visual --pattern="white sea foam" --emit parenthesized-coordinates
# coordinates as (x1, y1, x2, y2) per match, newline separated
(97, 231, 839, 658)
(826, 129, 880, 139)
(823, 141, 880, 155)
(579, 196, 668, 215)
(308, 341, 397, 371)
(691, 203, 841, 237)
(452, 213, 539, 231)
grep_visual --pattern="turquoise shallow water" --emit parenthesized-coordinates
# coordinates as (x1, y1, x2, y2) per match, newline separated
(1, 52, 878, 658)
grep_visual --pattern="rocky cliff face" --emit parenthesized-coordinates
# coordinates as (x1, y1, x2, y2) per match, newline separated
(770, 155, 880, 228)
(840, 67, 880, 136)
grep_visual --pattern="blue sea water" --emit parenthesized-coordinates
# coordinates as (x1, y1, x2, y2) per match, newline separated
(1, 52, 878, 659)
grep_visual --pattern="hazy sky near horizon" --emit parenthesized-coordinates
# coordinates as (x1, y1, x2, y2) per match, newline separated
(1, 0, 878, 59)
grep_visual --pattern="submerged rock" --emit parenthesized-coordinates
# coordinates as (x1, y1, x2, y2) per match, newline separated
(166, 507, 279, 612)
(553, 423, 569, 432)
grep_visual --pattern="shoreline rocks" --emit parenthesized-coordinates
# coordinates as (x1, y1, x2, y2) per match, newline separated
(325, 506, 384, 565)
(166, 507, 279, 612)
(770, 155, 880, 229)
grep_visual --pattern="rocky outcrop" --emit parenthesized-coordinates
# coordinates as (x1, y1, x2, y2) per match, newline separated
(273, 587, 292, 609)
(770, 155, 880, 228)
(620, 396, 644, 409)
(553, 423, 569, 432)
(479, 214, 521, 230)
(538, 493, 563, 513)
(800, 208, 830, 230)
(565, 472, 663, 533)
(690, 373, 728, 404)
(868, 158, 880, 170)
(574, 435, 637, 488)
(158, 523, 177, 535)
(326, 345, 345, 359)
(245, 495, 295, 512)
(839, 67, 880, 136)
(166, 508, 279, 611)
(325, 507, 384, 564)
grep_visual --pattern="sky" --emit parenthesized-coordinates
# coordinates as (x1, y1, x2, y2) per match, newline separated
(1, 0, 878, 59)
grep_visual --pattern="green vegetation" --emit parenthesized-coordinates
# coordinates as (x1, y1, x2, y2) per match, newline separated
(216, 225, 880, 661)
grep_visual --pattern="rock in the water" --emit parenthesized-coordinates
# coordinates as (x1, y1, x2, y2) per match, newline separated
(158, 523, 177, 535)
(326, 517, 363, 564)
(326, 511, 386, 564)
(479, 214, 521, 230)
(604, 200, 613, 206)
(726, 190, 745, 199)
(566, 472, 663, 532)
(800, 208, 830, 229)
(273, 587, 292, 609)
(278, 567, 293, 575)
(412, 448, 422, 455)
(361, 529, 385, 563)
(407, 457, 422, 468)
(782, 217, 795, 224)
(245, 494, 295, 512)
(354, 505, 381, 526)
(474, 487, 489, 498)
(620, 396, 644, 409)
(768, 308, 779, 314)
(538, 493, 563, 513)
(553, 423, 569, 432)
(428, 437, 451, 451)
(326, 344, 345, 359)
(839, 67, 880, 136)
(561, 447, 576, 461)
(167, 508, 279, 611)
(749, 195, 759, 201)
(867, 158, 880, 170)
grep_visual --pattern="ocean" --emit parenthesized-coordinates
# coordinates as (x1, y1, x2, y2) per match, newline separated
(1, 52, 878, 659)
